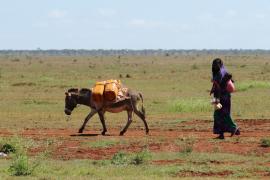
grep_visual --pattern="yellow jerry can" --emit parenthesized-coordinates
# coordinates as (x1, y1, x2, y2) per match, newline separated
(92, 81, 106, 103)
(104, 80, 121, 101)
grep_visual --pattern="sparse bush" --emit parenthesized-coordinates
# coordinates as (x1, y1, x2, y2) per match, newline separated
(0, 137, 23, 154)
(191, 64, 199, 70)
(126, 74, 131, 78)
(9, 154, 31, 176)
(240, 64, 246, 68)
(91, 160, 108, 166)
(261, 138, 270, 147)
(1, 143, 16, 154)
(89, 65, 94, 69)
(111, 150, 151, 166)
(9, 153, 41, 176)
(262, 66, 270, 74)
(175, 137, 195, 154)
(212, 146, 221, 153)
(181, 145, 193, 154)
(130, 149, 152, 165)
(11, 58, 20, 62)
(111, 151, 129, 165)
(11, 82, 36, 87)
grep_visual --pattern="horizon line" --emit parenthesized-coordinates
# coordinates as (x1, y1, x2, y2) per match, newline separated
(1, 49, 270, 51)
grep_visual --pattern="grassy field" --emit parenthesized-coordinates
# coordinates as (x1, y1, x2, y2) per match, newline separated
(0, 54, 270, 179)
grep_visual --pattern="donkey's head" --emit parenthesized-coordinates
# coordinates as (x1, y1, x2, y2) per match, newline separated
(64, 88, 79, 115)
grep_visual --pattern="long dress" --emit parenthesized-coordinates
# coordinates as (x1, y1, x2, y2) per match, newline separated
(212, 71, 238, 135)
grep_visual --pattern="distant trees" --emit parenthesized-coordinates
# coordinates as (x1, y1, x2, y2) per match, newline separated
(0, 49, 269, 57)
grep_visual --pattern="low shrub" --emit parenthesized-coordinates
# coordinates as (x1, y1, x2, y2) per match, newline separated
(1, 143, 16, 154)
(175, 137, 195, 154)
(261, 138, 270, 147)
(111, 149, 152, 166)
(9, 154, 31, 176)
(130, 149, 152, 165)
(111, 151, 129, 165)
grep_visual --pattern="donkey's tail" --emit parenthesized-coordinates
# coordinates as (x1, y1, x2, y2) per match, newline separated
(139, 92, 145, 116)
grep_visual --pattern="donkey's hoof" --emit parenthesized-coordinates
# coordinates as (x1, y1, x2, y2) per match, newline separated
(145, 130, 149, 135)
(101, 131, 107, 136)
(119, 131, 125, 136)
(78, 129, 83, 133)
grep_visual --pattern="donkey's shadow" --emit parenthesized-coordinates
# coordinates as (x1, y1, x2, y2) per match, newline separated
(70, 133, 111, 137)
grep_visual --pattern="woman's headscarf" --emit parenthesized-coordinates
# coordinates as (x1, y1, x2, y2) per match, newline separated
(212, 58, 228, 83)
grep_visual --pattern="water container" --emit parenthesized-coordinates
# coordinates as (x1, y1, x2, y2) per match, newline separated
(92, 81, 106, 103)
(104, 80, 121, 101)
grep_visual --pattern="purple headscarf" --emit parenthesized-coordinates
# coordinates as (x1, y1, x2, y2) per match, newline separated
(220, 65, 227, 79)
(212, 64, 228, 83)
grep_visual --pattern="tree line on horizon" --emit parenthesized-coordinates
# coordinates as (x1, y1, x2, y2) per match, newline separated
(0, 49, 269, 56)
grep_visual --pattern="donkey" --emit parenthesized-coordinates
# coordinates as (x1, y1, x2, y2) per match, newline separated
(64, 88, 149, 136)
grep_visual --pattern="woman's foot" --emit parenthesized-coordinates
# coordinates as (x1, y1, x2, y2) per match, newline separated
(235, 128, 240, 135)
(215, 133, 224, 139)
(231, 128, 240, 137)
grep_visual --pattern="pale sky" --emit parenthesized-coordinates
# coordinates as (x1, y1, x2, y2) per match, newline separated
(0, 0, 269, 49)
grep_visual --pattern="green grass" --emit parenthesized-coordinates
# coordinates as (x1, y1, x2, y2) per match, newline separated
(152, 151, 270, 178)
(169, 99, 212, 113)
(1, 54, 270, 179)
(0, 54, 270, 128)
(1, 151, 269, 179)
(236, 81, 270, 92)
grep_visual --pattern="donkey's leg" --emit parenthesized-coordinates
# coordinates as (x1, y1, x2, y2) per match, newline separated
(134, 107, 149, 134)
(120, 110, 133, 136)
(79, 109, 97, 133)
(98, 111, 107, 135)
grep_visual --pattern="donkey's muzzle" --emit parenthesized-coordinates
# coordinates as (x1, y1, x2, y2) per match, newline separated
(64, 108, 72, 115)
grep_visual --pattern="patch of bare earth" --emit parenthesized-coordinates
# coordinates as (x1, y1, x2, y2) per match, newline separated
(0, 119, 270, 161)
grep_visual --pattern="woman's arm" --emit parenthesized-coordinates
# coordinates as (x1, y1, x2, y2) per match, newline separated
(211, 81, 221, 99)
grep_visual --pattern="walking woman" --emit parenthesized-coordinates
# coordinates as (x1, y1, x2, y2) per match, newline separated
(210, 58, 240, 139)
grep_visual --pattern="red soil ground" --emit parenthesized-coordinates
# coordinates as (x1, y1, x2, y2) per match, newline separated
(1, 119, 270, 160)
